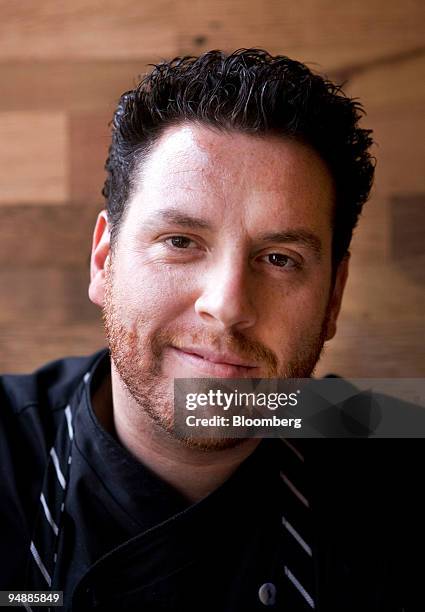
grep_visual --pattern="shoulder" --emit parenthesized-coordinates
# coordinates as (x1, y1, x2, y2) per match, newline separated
(0, 347, 108, 419)
(0, 346, 108, 478)
(0, 347, 108, 579)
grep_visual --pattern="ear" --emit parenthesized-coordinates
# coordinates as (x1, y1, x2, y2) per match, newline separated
(88, 210, 111, 308)
(325, 254, 350, 341)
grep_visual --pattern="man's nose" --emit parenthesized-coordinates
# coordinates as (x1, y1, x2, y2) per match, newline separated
(194, 259, 257, 331)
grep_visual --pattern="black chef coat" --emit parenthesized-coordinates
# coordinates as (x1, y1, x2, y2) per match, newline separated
(0, 348, 423, 611)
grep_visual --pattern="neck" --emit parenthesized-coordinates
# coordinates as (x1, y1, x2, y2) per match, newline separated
(92, 367, 260, 504)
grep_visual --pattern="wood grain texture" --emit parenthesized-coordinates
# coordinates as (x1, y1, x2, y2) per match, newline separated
(0, 1, 177, 60)
(0, 267, 98, 325)
(0, 323, 105, 375)
(0, 112, 68, 204)
(0, 205, 99, 266)
(69, 112, 111, 205)
(176, 0, 425, 71)
(0, 61, 152, 112)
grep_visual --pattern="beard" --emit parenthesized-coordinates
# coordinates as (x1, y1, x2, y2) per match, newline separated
(103, 262, 330, 451)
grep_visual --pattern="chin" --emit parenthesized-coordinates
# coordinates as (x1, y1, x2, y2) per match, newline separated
(173, 432, 249, 453)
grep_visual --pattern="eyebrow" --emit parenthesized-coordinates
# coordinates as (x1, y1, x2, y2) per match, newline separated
(151, 208, 322, 259)
(257, 230, 323, 259)
(153, 208, 213, 230)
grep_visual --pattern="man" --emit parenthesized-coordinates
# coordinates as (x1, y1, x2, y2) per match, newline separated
(0, 49, 420, 611)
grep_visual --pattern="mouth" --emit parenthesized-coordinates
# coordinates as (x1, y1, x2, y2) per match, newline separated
(170, 346, 258, 378)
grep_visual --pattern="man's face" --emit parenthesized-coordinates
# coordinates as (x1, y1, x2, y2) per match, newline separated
(89, 123, 348, 443)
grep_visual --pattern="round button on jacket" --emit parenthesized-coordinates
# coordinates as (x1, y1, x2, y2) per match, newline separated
(258, 582, 277, 606)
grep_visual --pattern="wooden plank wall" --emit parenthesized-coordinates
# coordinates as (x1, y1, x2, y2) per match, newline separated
(0, 0, 424, 376)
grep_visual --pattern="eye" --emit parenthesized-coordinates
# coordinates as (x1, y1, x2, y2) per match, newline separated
(165, 235, 197, 249)
(266, 253, 298, 268)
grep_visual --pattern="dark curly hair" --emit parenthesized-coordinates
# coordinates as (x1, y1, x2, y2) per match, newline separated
(103, 48, 375, 266)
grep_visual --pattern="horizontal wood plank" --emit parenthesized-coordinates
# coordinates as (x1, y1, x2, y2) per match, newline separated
(69, 112, 111, 205)
(0, 205, 99, 265)
(0, 112, 68, 205)
(0, 0, 177, 60)
(0, 61, 152, 112)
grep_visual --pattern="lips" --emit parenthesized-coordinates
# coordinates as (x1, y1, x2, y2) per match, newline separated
(179, 346, 256, 367)
(170, 346, 258, 377)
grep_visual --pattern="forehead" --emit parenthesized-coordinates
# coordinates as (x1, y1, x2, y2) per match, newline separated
(126, 122, 335, 231)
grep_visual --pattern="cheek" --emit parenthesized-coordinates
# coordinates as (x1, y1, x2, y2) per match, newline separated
(260, 281, 330, 344)
(113, 258, 196, 325)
